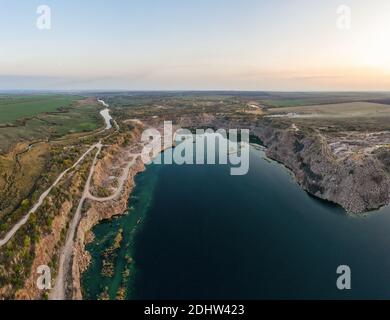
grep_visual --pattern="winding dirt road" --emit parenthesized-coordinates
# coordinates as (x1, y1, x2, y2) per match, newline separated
(50, 142, 102, 300)
(1, 98, 148, 299)
(50, 146, 147, 299)
(86, 154, 137, 202)
(0, 100, 115, 249)
(0, 143, 98, 248)
(50, 102, 140, 299)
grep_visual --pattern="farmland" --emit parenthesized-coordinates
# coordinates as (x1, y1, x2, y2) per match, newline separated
(0, 95, 82, 124)
(0, 95, 105, 249)
(0, 96, 104, 154)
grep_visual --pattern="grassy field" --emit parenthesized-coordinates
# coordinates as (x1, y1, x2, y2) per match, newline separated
(0, 142, 50, 224)
(0, 95, 82, 124)
(265, 101, 390, 134)
(0, 96, 105, 242)
(254, 92, 390, 108)
(268, 102, 390, 118)
(0, 97, 104, 153)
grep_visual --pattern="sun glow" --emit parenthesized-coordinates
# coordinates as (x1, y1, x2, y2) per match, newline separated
(358, 32, 390, 71)
(352, 5, 390, 72)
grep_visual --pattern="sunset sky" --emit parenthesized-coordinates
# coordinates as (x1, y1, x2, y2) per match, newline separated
(1, 0, 390, 91)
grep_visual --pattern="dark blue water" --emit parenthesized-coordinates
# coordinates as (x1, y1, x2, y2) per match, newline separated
(83, 143, 390, 300)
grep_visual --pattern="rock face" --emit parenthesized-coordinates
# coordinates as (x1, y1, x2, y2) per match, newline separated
(204, 116, 390, 213)
(71, 156, 145, 299)
(250, 122, 390, 213)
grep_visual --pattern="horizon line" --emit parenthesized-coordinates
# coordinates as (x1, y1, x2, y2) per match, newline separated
(1, 89, 390, 94)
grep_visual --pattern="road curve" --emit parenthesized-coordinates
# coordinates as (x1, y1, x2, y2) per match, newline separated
(85, 155, 138, 202)
(0, 144, 98, 248)
(0, 100, 114, 249)
(50, 143, 102, 300)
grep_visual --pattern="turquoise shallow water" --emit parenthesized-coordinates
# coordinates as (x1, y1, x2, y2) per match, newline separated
(82, 142, 390, 300)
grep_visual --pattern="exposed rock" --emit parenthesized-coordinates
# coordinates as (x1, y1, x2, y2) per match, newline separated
(244, 121, 390, 213)
(71, 148, 145, 299)
(194, 115, 390, 213)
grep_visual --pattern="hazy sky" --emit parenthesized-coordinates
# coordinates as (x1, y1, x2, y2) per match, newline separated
(1, 0, 390, 91)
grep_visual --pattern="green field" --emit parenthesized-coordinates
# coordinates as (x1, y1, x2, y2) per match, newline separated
(0, 96, 103, 154)
(0, 95, 82, 124)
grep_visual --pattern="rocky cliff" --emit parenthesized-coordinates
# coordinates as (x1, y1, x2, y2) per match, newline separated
(194, 115, 390, 214)
(237, 119, 390, 214)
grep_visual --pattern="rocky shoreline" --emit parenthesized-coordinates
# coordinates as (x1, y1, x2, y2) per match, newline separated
(189, 115, 390, 214)
(241, 121, 390, 214)
(71, 118, 390, 299)
(71, 126, 177, 299)
(71, 155, 145, 299)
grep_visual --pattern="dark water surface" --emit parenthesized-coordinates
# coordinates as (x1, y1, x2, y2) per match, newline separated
(82, 142, 390, 300)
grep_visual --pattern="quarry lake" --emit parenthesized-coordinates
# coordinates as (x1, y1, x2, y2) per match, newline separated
(82, 141, 390, 300)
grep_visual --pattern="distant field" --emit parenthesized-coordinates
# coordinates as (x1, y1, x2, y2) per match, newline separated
(0, 95, 82, 124)
(261, 99, 312, 108)
(266, 101, 390, 133)
(0, 97, 103, 154)
(259, 93, 390, 108)
(262, 98, 371, 108)
(268, 101, 390, 118)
